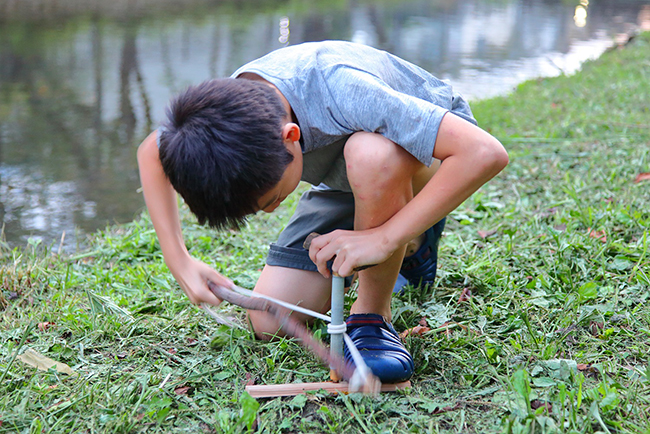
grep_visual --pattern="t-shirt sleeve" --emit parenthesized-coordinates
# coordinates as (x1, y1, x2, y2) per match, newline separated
(323, 67, 450, 167)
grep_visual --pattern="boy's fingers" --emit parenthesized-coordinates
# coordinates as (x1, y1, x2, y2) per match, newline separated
(315, 248, 333, 278)
(336, 262, 352, 278)
(305, 232, 378, 278)
(186, 284, 221, 306)
(331, 251, 346, 277)
(306, 233, 335, 277)
(334, 254, 357, 278)
(306, 238, 323, 265)
(200, 271, 229, 306)
(203, 289, 222, 306)
(211, 275, 234, 291)
(312, 243, 334, 270)
(318, 265, 331, 279)
(313, 250, 330, 277)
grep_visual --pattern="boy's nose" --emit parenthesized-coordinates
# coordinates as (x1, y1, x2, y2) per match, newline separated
(262, 198, 282, 213)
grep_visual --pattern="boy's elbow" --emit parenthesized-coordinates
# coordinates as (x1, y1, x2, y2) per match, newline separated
(485, 138, 508, 174)
(494, 143, 509, 172)
(472, 137, 508, 178)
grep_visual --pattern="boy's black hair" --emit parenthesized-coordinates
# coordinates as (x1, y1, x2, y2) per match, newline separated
(158, 78, 294, 230)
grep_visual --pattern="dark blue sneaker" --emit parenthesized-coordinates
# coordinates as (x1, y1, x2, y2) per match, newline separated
(344, 313, 414, 383)
(395, 218, 446, 293)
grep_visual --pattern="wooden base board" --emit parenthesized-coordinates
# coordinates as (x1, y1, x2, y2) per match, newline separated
(245, 380, 411, 398)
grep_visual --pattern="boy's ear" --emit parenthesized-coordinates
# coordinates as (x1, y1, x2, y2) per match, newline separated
(282, 123, 301, 143)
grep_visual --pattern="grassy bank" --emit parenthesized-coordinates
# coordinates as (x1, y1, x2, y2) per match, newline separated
(2, 33, 650, 433)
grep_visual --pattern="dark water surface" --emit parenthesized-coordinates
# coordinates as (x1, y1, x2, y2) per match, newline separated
(1, 0, 649, 250)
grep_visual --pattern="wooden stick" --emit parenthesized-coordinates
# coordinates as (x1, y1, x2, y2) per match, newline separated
(246, 380, 411, 398)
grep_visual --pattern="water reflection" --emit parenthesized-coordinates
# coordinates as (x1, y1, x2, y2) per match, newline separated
(0, 0, 648, 249)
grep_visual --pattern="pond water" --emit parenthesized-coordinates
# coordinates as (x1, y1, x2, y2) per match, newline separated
(1, 0, 649, 250)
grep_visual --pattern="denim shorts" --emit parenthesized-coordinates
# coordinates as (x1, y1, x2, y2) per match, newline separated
(266, 184, 355, 272)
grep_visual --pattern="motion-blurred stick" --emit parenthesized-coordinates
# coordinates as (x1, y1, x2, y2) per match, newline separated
(207, 281, 381, 393)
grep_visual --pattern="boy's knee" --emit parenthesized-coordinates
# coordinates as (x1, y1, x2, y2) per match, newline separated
(248, 310, 283, 341)
(344, 132, 417, 189)
(248, 309, 313, 341)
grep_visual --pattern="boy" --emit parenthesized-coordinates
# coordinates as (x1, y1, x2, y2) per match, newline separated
(137, 41, 508, 383)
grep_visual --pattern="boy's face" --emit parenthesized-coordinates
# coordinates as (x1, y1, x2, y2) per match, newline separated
(257, 124, 303, 213)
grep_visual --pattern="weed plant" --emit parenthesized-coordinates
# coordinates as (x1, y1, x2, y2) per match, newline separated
(1, 33, 649, 433)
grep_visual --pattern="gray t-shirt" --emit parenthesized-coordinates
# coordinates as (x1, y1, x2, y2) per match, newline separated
(232, 40, 476, 191)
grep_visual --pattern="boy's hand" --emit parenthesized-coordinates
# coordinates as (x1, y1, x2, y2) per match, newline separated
(169, 256, 232, 306)
(308, 228, 396, 278)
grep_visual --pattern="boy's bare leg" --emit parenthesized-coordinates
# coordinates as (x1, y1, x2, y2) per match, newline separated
(344, 132, 422, 320)
(249, 134, 436, 336)
(248, 265, 333, 340)
(248, 131, 420, 335)
(405, 159, 441, 255)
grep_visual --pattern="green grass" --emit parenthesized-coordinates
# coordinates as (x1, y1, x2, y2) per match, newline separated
(2, 33, 650, 433)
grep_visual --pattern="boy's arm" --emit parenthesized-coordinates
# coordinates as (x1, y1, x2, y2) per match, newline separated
(309, 113, 509, 277)
(137, 131, 231, 305)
